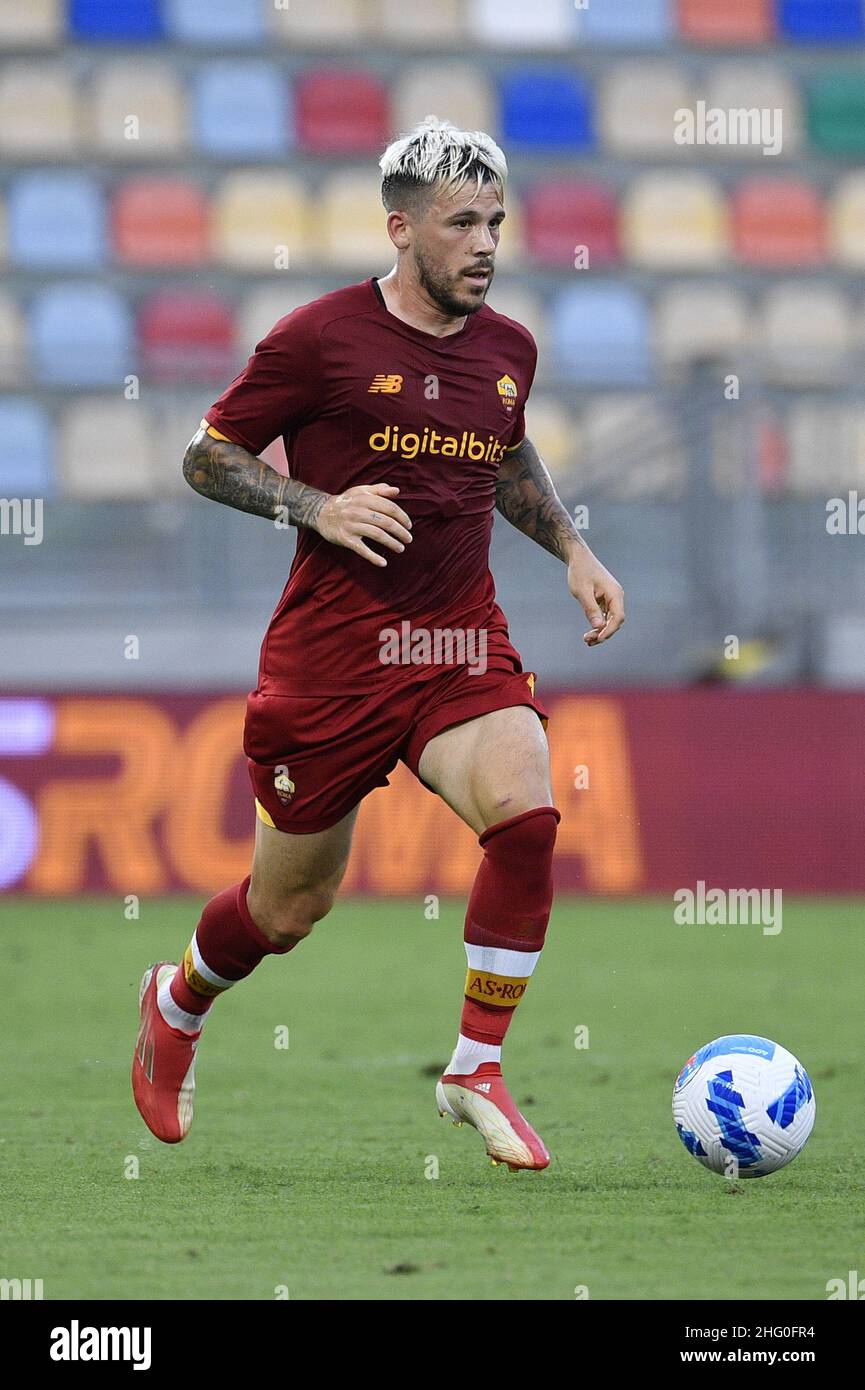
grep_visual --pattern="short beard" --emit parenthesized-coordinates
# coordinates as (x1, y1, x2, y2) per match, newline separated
(414, 246, 491, 318)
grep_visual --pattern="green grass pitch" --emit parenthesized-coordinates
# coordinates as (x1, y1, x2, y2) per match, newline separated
(0, 895, 862, 1301)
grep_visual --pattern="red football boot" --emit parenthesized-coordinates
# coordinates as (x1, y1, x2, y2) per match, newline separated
(436, 1061, 550, 1171)
(132, 963, 199, 1144)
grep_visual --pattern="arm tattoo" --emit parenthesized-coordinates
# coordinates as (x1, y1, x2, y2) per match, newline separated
(494, 435, 584, 562)
(182, 427, 328, 530)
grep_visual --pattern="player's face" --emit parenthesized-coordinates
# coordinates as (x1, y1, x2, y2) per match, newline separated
(412, 183, 504, 318)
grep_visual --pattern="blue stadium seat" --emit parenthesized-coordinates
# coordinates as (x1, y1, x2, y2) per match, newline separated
(574, 0, 672, 45)
(165, 0, 264, 45)
(192, 61, 289, 157)
(778, 1, 865, 42)
(500, 71, 594, 150)
(8, 173, 106, 269)
(0, 399, 54, 496)
(551, 285, 651, 386)
(68, 0, 163, 41)
(30, 285, 134, 387)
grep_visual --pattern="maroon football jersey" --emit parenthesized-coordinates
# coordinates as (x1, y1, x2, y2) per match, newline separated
(205, 278, 537, 693)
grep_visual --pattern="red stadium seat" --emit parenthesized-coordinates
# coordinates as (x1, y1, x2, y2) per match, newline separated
(112, 178, 209, 267)
(139, 290, 234, 382)
(295, 69, 390, 153)
(524, 180, 618, 268)
(676, 0, 774, 45)
(733, 179, 826, 266)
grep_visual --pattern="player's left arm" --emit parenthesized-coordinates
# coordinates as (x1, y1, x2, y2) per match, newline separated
(495, 435, 625, 647)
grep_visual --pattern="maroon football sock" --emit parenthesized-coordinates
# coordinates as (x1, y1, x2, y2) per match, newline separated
(169, 875, 296, 1017)
(460, 807, 561, 1047)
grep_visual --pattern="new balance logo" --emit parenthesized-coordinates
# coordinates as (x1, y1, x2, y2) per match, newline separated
(474, 1082, 492, 1093)
(368, 374, 403, 393)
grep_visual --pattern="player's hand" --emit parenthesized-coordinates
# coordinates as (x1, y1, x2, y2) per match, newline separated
(566, 547, 625, 646)
(314, 484, 413, 568)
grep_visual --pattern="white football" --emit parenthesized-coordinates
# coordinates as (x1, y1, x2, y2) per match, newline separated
(672, 1034, 815, 1178)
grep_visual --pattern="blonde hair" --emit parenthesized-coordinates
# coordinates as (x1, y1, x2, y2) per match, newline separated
(380, 116, 507, 211)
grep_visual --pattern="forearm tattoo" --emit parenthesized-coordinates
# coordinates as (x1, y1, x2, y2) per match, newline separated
(494, 436, 584, 562)
(182, 427, 328, 529)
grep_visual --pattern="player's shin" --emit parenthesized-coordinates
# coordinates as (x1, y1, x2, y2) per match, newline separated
(449, 806, 560, 1076)
(160, 874, 296, 1033)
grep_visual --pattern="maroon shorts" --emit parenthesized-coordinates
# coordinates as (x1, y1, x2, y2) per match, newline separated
(244, 656, 549, 834)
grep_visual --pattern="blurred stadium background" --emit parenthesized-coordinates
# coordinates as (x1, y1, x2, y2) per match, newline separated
(1, 0, 864, 897)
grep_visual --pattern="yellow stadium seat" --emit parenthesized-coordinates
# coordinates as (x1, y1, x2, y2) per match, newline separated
(521, 396, 578, 485)
(621, 173, 730, 268)
(0, 290, 26, 386)
(59, 400, 153, 499)
(212, 172, 311, 271)
(760, 285, 852, 386)
(393, 63, 495, 138)
(376, 0, 465, 44)
(268, 0, 369, 45)
(0, 64, 80, 156)
(89, 60, 186, 157)
(704, 63, 802, 159)
(484, 282, 546, 356)
(829, 173, 865, 268)
(655, 283, 748, 371)
(0, 0, 61, 46)
(236, 282, 328, 358)
(599, 62, 694, 155)
(786, 403, 865, 494)
(318, 171, 393, 270)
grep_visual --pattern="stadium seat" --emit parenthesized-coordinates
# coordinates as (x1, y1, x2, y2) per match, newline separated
(655, 284, 749, 371)
(0, 291, 27, 386)
(520, 396, 576, 483)
(808, 74, 865, 156)
(378, 0, 465, 44)
(30, 284, 134, 387)
(0, 65, 80, 157)
(295, 70, 390, 155)
(393, 64, 495, 137)
(212, 172, 311, 270)
(192, 62, 289, 158)
(89, 61, 186, 157)
(675, 0, 774, 44)
(69, 0, 164, 41)
(524, 180, 618, 268)
(778, 1, 865, 42)
(500, 72, 594, 151)
(573, 0, 672, 46)
(786, 402, 864, 494)
(8, 173, 106, 269)
(318, 171, 393, 269)
(112, 179, 209, 267)
(165, 0, 264, 45)
(468, 0, 575, 47)
(58, 400, 152, 500)
(829, 174, 865, 268)
(621, 174, 729, 269)
(269, 0, 369, 45)
(575, 396, 684, 499)
(599, 62, 693, 155)
(485, 283, 547, 356)
(139, 291, 235, 383)
(551, 285, 651, 387)
(760, 285, 853, 386)
(0, 0, 62, 47)
(704, 62, 802, 157)
(236, 283, 328, 362)
(0, 399, 54, 496)
(733, 179, 825, 266)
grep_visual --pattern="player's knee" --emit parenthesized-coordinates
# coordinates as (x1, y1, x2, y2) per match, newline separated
(248, 881, 337, 949)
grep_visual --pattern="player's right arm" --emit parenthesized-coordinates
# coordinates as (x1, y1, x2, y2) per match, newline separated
(182, 425, 412, 568)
